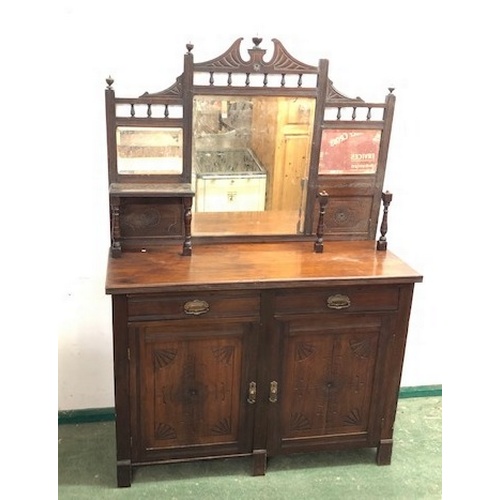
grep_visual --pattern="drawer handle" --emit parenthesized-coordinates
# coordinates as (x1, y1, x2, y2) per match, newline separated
(327, 294, 351, 310)
(269, 381, 278, 403)
(183, 299, 210, 316)
(247, 381, 257, 404)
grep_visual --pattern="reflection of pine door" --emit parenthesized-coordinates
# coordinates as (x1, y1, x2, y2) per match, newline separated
(272, 98, 315, 211)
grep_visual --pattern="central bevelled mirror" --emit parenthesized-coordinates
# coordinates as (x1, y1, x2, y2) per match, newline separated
(191, 95, 316, 236)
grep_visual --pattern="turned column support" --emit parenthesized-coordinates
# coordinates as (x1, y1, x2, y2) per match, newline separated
(377, 191, 393, 251)
(314, 190, 329, 253)
(182, 196, 193, 256)
(110, 197, 122, 258)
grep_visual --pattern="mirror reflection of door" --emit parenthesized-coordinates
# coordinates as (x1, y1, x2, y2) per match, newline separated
(192, 96, 315, 236)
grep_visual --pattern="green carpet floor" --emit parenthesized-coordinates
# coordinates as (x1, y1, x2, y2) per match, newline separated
(58, 396, 441, 499)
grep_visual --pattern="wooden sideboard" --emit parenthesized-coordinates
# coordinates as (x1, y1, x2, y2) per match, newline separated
(104, 37, 422, 487)
(106, 240, 422, 487)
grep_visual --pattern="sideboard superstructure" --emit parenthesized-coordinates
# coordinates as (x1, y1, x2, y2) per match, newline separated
(105, 37, 397, 251)
(104, 38, 422, 487)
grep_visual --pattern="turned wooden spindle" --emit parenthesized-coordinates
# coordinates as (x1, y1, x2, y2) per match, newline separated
(314, 190, 329, 253)
(110, 200, 122, 258)
(182, 197, 193, 256)
(377, 191, 393, 251)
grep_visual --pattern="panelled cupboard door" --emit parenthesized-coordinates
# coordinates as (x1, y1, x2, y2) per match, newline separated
(267, 313, 394, 455)
(129, 319, 259, 462)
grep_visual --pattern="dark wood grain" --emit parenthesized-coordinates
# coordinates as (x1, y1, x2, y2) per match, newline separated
(106, 240, 422, 294)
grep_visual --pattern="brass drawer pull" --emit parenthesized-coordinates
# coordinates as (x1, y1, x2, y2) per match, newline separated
(247, 381, 257, 404)
(269, 381, 278, 403)
(183, 299, 210, 316)
(327, 294, 351, 310)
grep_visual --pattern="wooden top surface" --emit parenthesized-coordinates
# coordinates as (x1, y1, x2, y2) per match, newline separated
(109, 183, 194, 197)
(105, 240, 423, 294)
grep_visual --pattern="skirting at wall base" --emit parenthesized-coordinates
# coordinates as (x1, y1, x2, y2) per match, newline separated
(58, 385, 442, 425)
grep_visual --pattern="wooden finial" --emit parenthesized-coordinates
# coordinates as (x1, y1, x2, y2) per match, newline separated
(252, 36, 263, 48)
(106, 76, 114, 89)
(186, 42, 194, 53)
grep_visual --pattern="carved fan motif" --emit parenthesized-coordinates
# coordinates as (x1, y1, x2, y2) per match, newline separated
(296, 342, 316, 361)
(290, 412, 313, 431)
(343, 408, 362, 426)
(210, 417, 232, 435)
(326, 80, 363, 102)
(154, 348, 178, 369)
(155, 422, 177, 440)
(141, 76, 183, 98)
(265, 38, 317, 72)
(349, 338, 372, 358)
(212, 346, 235, 364)
(198, 38, 248, 69)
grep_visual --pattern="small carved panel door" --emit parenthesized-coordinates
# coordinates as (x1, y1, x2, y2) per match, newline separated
(129, 319, 259, 462)
(267, 313, 393, 455)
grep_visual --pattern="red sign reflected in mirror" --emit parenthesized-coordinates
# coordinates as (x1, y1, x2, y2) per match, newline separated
(319, 129, 381, 175)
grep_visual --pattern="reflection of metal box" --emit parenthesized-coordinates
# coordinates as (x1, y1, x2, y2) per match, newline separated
(195, 149, 267, 212)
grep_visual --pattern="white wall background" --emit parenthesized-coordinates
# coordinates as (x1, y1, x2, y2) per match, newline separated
(2, 0, 499, 493)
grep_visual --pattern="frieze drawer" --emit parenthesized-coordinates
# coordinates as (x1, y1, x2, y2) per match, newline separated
(273, 286, 400, 315)
(127, 291, 260, 321)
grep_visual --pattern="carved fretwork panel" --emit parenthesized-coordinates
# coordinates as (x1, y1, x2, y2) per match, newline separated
(131, 320, 257, 459)
(312, 196, 373, 238)
(120, 198, 183, 238)
(278, 316, 383, 441)
(315, 174, 382, 240)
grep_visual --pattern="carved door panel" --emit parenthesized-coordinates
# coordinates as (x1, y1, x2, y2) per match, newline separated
(130, 319, 258, 462)
(267, 314, 392, 455)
